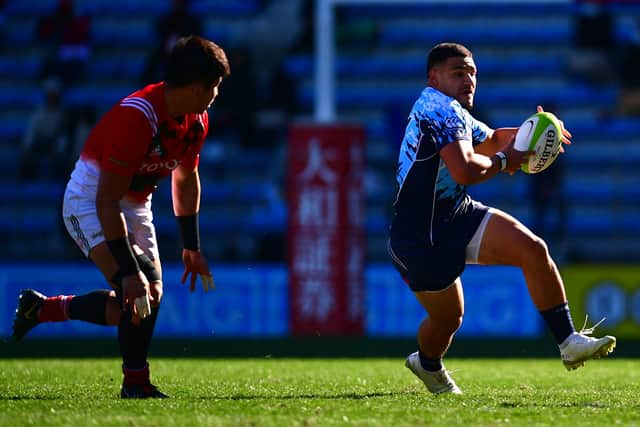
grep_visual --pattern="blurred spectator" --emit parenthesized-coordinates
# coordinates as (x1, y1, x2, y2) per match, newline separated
(209, 45, 259, 148)
(142, 0, 202, 84)
(529, 106, 568, 262)
(257, 60, 298, 148)
(38, 0, 91, 86)
(0, 0, 6, 45)
(567, 2, 616, 85)
(291, 0, 313, 53)
(617, 18, 640, 116)
(65, 105, 97, 174)
(20, 78, 69, 182)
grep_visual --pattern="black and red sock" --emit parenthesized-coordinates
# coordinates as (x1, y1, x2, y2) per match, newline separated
(122, 363, 150, 386)
(38, 295, 73, 322)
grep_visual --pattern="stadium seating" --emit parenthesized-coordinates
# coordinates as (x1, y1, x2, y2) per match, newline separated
(1, 0, 639, 263)
(320, 1, 640, 262)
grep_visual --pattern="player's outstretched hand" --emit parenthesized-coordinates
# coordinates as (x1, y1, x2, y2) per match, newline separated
(181, 248, 215, 292)
(537, 105, 572, 152)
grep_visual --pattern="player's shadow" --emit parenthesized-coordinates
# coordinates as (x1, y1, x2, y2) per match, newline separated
(499, 401, 621, 409)
(0, 395, 61, 401)
(200, 391, 413, 400)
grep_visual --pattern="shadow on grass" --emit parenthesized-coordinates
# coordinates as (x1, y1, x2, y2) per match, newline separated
(499, 401, 621, 409)
(0, 396, 62, 401)
(0, 391, 419, 401)
(199, 391, 417, 400)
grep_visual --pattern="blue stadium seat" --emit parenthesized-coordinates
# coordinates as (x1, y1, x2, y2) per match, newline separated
(379, 20, 571, 46)
(284, 53, 563, 80)
(475, 85, 616, 107)
(75, 0, 169, 17)
(87, 56, 146, 80)
(569, 117, 640, 139)
(298, 82, 616, 109)
(617, 209, 640, 233)
(564, 175, 614, 203)
(0, 56, 41, 79)
(91, 18, 155, 47)
(200, 23, 234, 48)
(3, 19, 38, 46)
(617, 177, 640, 201)
(62, 83, 137, 109)
(0, 182, 64, 202)
(192, 0, 261, 17)
(467, 174, 528, 203)
(340, 3, 573, 19)
(566, 140, 640, 168)
(0, 145, 21, 179)
(4, 0, 58, 17)
(0, 114, 28, 140)
(0, 86, 43, 108)
(568, 207, 614, 235)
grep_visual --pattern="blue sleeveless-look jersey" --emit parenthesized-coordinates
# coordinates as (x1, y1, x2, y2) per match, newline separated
(390, 87, 491, 246)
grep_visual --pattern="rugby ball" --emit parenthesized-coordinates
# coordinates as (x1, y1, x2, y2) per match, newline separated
(514, 112, 563, 174)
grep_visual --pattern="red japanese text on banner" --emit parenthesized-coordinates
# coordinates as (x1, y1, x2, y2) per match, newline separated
(287, 124, 366, 335)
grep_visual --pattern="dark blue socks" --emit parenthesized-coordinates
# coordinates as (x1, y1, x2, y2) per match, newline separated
(540, 302, 575, 345)
(418, 350, 443, 372)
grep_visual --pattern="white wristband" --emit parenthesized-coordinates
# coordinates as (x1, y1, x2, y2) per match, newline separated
(495, 151, 507, 171)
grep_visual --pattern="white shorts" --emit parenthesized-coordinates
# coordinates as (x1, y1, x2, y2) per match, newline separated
(62, 185, 159, 261)
(465, 207, 495, 264)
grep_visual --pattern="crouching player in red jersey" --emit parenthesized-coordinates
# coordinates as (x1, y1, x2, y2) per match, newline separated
(9, 36, 230, 398)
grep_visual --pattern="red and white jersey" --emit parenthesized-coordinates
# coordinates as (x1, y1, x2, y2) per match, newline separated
(67, 82, 208, 202)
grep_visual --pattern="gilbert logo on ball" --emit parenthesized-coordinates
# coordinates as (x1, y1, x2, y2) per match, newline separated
(514, 112, 563, 174)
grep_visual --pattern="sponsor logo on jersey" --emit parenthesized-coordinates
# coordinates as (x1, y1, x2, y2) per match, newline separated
(139, 159, 181, 173)
(149, 134, 167, 157)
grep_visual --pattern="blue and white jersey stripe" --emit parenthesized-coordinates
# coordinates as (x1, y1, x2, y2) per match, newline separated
(391, 87, 491, 245)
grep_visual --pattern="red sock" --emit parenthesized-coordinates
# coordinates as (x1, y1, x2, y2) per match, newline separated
(38, 295, 73, 322)
(123, 364, 150, 386)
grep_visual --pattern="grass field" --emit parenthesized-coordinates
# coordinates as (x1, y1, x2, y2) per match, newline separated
(0, 358, 638, 426)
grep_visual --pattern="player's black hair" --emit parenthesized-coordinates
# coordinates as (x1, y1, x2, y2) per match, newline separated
(165, 35, 231, 88)
(427, 42, 473, 74)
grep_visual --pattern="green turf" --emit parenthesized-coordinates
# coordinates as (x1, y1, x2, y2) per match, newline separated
(0, 358, 638, 426)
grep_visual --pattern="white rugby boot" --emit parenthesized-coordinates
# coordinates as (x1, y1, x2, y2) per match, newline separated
(405, 351, 462, 395)
(559, 317, 616, 371)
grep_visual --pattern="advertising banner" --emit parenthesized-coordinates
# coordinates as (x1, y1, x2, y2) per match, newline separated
(287, 124, 366, 335)
(367, 265, 542, 337)
(0, 264, 547, 338)
(0, 264, 288, 338)
(562, 265, 640, 338)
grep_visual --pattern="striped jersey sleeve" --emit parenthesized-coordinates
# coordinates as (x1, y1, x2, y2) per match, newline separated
(119, 96, 159, 137)
(89, 97, 156, 176)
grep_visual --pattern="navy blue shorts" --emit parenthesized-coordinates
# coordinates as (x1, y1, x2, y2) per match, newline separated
(388, 200, 490, 292)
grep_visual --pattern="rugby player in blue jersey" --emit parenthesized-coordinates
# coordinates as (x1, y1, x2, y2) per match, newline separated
(388, 42, 616, 394)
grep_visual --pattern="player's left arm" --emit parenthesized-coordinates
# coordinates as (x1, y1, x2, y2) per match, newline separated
(477, 105, 572, 157)
(171, 164, 214, 292)
(474, 127, 518, 157)
(172, 163, 200, 216)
